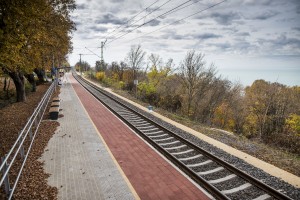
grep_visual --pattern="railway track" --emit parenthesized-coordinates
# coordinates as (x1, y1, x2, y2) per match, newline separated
(73, 73, 293, 200)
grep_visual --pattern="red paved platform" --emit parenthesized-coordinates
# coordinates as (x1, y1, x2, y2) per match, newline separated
(71, 75, 210, 200)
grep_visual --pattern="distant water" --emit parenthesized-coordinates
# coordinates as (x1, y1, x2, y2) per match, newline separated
(218, 68, 300, 87)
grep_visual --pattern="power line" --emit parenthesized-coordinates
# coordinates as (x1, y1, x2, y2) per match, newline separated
(125, 0, 227, 44)
(104, 0, 160, 38)
(85, 47, 101, 59)
(108, 0, 173, 40)
(106, 0, 196, 45)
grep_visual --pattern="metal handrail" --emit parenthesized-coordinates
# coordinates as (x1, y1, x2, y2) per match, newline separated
(0, 81, 56, 199)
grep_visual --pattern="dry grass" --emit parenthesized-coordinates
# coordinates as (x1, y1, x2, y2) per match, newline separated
(108, 84, 300, 177)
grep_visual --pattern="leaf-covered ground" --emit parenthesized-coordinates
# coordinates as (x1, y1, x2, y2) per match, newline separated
(0, 83, 59, 199)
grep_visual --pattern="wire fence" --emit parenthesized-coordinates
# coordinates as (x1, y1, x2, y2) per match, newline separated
(0, 81, 56, 199)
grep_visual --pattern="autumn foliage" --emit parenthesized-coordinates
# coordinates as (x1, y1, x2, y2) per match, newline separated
(0, 0, 75, 102)
(91, 46, 300, 154)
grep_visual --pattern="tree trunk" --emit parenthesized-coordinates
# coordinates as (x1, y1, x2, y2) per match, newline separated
(34, 68, 45, 84)
(25, 73, 36, 92)
(9, 71, 26, 102)
(6, 78, 11, 99)
(3, 77, 7, 91)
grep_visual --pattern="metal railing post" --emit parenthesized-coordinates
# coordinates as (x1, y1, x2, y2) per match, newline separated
(1, 156, 11, 196)
(18, 132, 25, 159)
(0, 81, 56, 199)
(29, 129, 33, 141)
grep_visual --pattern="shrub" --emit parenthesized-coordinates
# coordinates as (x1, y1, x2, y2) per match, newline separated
(285, 114, 300, 135)
(95, 72, 105, 81)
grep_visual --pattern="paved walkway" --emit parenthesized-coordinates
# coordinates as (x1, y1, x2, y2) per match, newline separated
(42, 73, 211, 200)
(41, 74, 137, 200)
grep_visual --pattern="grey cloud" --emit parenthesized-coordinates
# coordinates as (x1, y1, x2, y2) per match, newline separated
(147, 19, 160, 27)
(236, 32, 250, 37)
(242, 0, 273, 6)
(161, 31, 184, 40)
(95, 13, 127, 25)
(210, 11, 241, 25)
(162, 32, 221, 41)
(252, 10, 279, 20)
(111, 0, 125, 3)
(273, 34, 300, 48)
(217, 43, 231, 50)
(77, 3, 87, 10)
(258, 34, 300, 52)
(258, 34, 300, 48)
(207, 42, 231, 50)
(191, 33, 221, 40)
(292, 27, 300, 31)
(89, 26, 108, 33)
(74, 20, 83, 26)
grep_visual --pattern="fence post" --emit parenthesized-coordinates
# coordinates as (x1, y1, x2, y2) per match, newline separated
(1, 156, 11, 196)
(18, 132, 25, 159)
(29, 128, 33, 141)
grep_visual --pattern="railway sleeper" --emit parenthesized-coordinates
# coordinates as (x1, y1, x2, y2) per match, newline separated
(187, 160, 213, 168)
(197, 167, 224, 175)
(221, 183, 252, 195)
(179, 154, 202, 161)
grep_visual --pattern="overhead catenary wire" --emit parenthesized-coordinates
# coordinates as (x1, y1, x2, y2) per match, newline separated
(106, 0, 198, 45)
(108, 0, 173, 39)
(85, 47, 101, 59)
(110, 0, 227, 46)
(104, 0, 161, 38)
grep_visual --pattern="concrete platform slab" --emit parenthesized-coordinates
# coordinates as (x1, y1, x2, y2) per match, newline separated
(41, 75, 138, 200)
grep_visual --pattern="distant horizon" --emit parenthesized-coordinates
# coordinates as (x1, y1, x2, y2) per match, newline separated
(69, 0, 300, 88)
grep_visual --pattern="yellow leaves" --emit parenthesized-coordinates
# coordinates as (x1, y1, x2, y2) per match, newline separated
(0, 0, 75, 74)
(95, 72, 106, 81)
(285, 114, 300, 134)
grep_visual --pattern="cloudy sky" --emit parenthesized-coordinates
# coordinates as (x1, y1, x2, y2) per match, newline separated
(68, 0, 300, 86)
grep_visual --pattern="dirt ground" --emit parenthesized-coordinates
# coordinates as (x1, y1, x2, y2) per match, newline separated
(0, 83, 60, 199)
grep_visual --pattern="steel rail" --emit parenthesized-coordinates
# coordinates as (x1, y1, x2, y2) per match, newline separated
(74, 73, 292, 200)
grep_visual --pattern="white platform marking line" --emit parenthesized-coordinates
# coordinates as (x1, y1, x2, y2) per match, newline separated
(197, 167, 224, 175)
(187, 160, 212, 168)
(221, 183, 252, 194)
(208, 174, 236, 184)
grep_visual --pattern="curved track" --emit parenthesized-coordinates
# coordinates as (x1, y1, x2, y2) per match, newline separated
(73, 73, 292, 200)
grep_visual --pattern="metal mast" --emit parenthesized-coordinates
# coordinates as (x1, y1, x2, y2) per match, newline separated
(100, 39, 107, 69)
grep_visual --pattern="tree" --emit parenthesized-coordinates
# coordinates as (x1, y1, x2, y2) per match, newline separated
(95, 60, 107, 72)
(125, 44, 146, 83)
(0, 0, 75, 102)
(243, 80, 291, 139)
(75, 61, 90, 73)
(179, 50, 206, 116)
(148, 53, 163, 71)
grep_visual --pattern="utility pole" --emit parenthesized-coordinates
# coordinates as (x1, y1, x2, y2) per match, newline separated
(78, 53, 93, 76)
(100, 39, 107, 70)
(79, 53, 82, 75)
